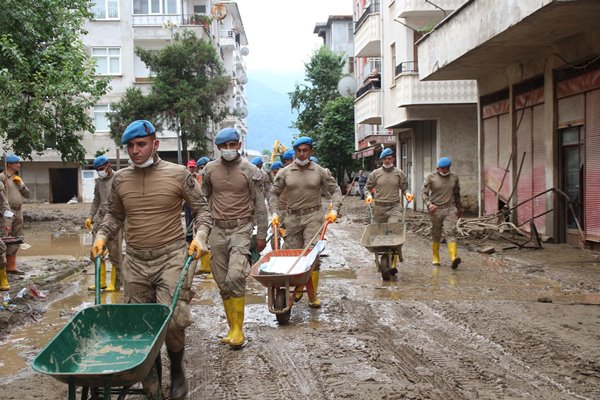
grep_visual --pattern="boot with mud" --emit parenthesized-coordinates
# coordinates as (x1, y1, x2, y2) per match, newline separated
(6, 255, 24, 275)
(448, 242, 461, 269)
(88, 259, 107, 291)
(0, 267, 10, 291)
(167, 349, 188, 400)
(228, 296, 245, 348)
(308, 271, 321, 309)
(220, 298, 234, 344)
(105, 264, 121, 292)
(294, 286, 304, 302)
(431, 242, 441, 267)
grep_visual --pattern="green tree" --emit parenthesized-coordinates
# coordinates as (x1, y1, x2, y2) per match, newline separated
(289, 46, 345, 136)
(109, 31, 230, 155)
(0, 0, 108, 162)
(315, 96, 356, 186)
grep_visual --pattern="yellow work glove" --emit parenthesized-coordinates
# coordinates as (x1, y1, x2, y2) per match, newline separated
(405, 193, 414, 203)
(84, 218, 93, 230)
(271, 213, 280, 226)
(92, 238, 106, 258)
(11, 175, 22, 185)
(325, 209, 338, 223)
(365, 194, 373, 205)
(188, 235, 209, 260)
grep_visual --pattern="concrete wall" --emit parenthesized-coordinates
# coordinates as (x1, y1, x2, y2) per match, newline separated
(20, 162, 80, 203)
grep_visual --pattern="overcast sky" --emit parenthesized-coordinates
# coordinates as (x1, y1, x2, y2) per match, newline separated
(235, 0, 353, 74)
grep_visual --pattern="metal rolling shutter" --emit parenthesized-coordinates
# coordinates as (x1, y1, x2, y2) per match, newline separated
(532, 104, 546, 234)
(516, 107, 533, 227)
(585, 89, 600, 241)
(483, 117, 498, 215)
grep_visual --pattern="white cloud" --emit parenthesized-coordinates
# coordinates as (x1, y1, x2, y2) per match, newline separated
(235, 0, 353, 73)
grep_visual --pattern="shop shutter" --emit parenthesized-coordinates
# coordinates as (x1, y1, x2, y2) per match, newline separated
(497, 113, 512, 201)
(585, 89, 600, 241)
(483, 117, 498, 215)
(516, 107, 533, 227)
(532, 104, 546, 234)
(558, 94, 585, 127)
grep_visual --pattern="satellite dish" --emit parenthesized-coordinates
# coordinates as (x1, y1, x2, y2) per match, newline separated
(337, 75, 357, 97)
(238, 74, 248, 84)
(237, 107, 248, 118)
(240, 47, 249, 56)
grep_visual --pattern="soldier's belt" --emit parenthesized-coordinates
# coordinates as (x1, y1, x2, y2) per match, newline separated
(433, 203, 455, 209)
(127, 239, 186, 260)
(213, 217, 252, 229)
(287, 205, 321, 216)
(375, 200, 398, 206)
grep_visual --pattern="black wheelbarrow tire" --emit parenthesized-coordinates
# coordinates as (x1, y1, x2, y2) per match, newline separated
(274, 288, 291, 325)
(380, 255, 391, 281)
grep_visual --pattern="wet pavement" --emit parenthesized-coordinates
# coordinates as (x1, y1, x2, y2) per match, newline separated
(1, 198, 600, 399)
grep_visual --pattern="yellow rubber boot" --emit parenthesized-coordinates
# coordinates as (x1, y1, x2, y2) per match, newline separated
(0, 268, 10, 291)
(448, 242, 461, 269)
(106, 264, 121, 292)
(199, 252, 211, 273)
(432, 242, 441, 266)
(294, 286, 304, 302)
(228, 297, 245, 347)
(220, 299, 234, 344)
(308, 271, 321, 309)
(88, 259, 107, 291)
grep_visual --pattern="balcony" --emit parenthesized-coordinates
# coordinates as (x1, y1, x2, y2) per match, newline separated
(132, 14, 210, 41)
(395, 72, 476, 107)
(399, 0, 464, 18)
(354, 4, 381, 58)
(355, 89, 382, 125)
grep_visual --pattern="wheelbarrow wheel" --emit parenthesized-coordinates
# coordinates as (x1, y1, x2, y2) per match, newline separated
(274, 288, 291, 325)
(380, 255, 391, 281)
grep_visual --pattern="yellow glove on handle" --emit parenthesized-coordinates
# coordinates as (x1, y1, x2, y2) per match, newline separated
(271, 213, 280, 226)
(325, 209, 338, 223)
(11, 175, 22, 185)
(85, 218, 93, 230)
(365, 194, 373, 205)
(92, 238, 106, 258)
(405, 193, 414, 203)
(188, 238, 209, 260)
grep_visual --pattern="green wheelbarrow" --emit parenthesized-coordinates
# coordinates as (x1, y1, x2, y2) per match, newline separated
(32, 254, 195, 400)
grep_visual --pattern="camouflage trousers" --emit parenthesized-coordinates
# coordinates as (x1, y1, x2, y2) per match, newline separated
(6, 210, 23, 256)
(283, 209, 323, 250)
(373, 202, 403, 223)
(209, 222, 253, 299)
(430, 206, 459, 243)
(123, 240, 195, 352)
(0, 239, 6, 267)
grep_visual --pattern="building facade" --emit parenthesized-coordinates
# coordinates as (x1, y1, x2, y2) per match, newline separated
(314, 15, 355, 75)
(418, 0, 600, 246)
(353, 0, 478, 212)
(6, 0, 248, 202)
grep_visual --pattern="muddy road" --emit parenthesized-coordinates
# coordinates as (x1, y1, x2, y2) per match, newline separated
(1, 198, 600, 399)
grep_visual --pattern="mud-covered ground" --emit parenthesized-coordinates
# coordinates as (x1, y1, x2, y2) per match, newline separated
(1, 198, 600, 399)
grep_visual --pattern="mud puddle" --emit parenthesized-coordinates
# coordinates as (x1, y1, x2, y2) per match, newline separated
(19, 230, 92, 258)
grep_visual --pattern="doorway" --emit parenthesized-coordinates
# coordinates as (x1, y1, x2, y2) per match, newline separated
(558, 126, 584, 243)
(49, 168, 78, 203)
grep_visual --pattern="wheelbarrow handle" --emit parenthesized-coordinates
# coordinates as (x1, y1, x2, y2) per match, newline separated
(170, 254, 195, 312)
(95, 255, 102, 305)
(272, 222, 279, 251)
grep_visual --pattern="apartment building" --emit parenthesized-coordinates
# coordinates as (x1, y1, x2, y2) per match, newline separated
(16, 0, 248, 202)
(418, 0, 600, 247)
(352, 0, 478, 212)
(314, 15, 355, 75)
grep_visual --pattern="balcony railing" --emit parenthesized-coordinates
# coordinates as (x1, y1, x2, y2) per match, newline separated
(356, 79, 381, 98)
(395, 61, 418, 76)
(131, 13, 210, 27)
(355, 0, 381, 32)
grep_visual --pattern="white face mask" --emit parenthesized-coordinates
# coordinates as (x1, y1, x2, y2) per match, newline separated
(133, 141, 157, 168)
(97, 170, 108, 178)
(383, 162, 394, 169)
(221, 150, 238, 161)
(295, 158, 310, 166)
(439, 171, 450, 177)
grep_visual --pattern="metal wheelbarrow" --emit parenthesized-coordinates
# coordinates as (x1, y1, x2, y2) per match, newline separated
(250, 222, 329, 325)
(32, 253, 195, 400)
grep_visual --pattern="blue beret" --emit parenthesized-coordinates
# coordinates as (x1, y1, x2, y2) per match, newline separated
(437, 157, 452, 168)
(121, 120, 156, 145)
(5, 154, 20, 163)
(270, 161, 283, 170)
(251, 157, 263, 166)
(309, 156, 319, 164)
(380, 148, 394, 159)
(215, 128, 240, 145)
(293, 136, 313, 148)
(196, 156, 210, 166)
(282, 149, 295, 161)
(93, 155, 109, 169)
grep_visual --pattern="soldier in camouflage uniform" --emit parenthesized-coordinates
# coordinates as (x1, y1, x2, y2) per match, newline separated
(92, 120, 211, 400)
(422, 157, 462, 269)
(0, 181, 13, 291)
(201, 128, 268, 348)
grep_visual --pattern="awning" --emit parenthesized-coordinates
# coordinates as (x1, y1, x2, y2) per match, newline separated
(352, 146, 376, 159)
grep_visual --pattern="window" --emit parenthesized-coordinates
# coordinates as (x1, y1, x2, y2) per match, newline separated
(133, 0, 178, 14)
(93, 105, 113, 132)
(92, 0, 119, 19)
(92, 47, 121, 75)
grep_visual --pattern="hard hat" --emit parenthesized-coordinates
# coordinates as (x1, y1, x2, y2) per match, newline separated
(121, 120, 156, 145)
(186, 159, 197, 168)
